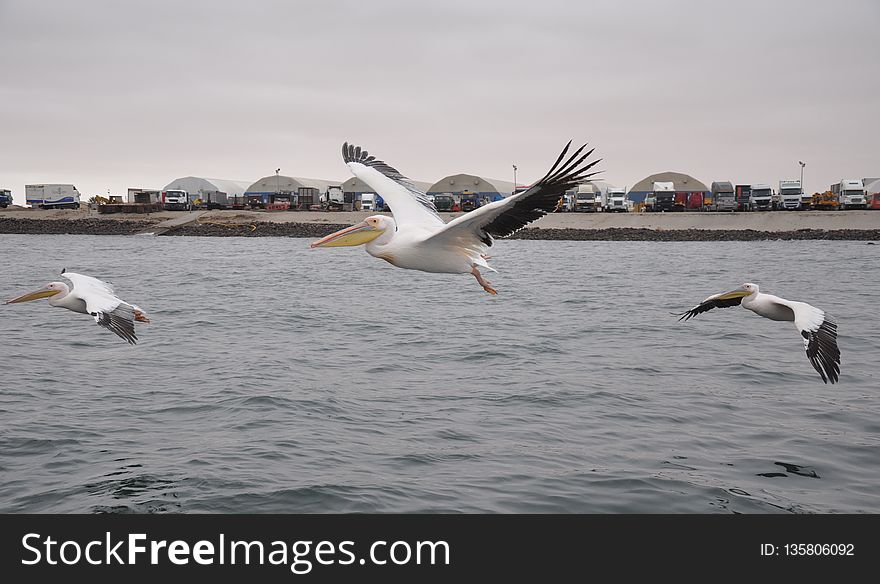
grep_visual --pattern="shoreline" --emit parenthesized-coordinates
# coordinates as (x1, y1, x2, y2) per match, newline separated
(1, 216, 878, 240)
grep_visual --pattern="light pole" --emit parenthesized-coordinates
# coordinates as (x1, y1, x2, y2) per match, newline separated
(275, 168, 281, 205)
(799, 161, 805, 194)
(512, 164, 517, 194)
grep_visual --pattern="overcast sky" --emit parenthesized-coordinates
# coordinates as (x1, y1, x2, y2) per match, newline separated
(1, 0, 878, 204)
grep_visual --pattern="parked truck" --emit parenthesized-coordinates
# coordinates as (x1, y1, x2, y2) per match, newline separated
(575, 183, 600, 212)
(734, 184, 751, 212)
(432, 193, 455, 212)
(25, 184, 81, 209)
(0, 189, 12, 208)
(833, 179, 867, 210)
(711, 181, 736, 211)
(605, 187, 628, 212)
(749, 184, 774, 211)
(651, 182, 675, 212)
(360, 193, 375, 211)
(460, 192, 480, 212)
(162, 189, 191, 211)
(777, 180, 803, 210)
(321, 186, 345, 211)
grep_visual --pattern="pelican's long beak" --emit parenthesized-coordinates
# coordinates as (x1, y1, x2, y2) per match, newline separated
(5, 286, 60, 304)
(715, 286, 751, 301)
(310, 221, 383, 248)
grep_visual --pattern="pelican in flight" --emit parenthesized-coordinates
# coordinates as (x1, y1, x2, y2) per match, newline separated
(676, 283, 840, 383)
(310, 141, 600, 293)
(5, 269, 150, 344)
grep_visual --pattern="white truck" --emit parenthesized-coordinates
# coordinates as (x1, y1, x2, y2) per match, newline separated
(360, 193, 375, 211)
(835, 179, 866, 210)
(749, 184, 774, 211)
(574, 183, 600, 212)
(25, 184, 81, 209)
(605, 187, 628, 212)
(162, 189, 190, 211)
(777, 180, 803, 210)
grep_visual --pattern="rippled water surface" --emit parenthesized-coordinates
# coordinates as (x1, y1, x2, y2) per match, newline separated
(1, 234, 878, 513)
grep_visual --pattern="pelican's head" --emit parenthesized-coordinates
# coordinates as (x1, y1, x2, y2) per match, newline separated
(741, 282, 759, 295)
(5, 281, 66, 304)
(310, 215, 394, 248)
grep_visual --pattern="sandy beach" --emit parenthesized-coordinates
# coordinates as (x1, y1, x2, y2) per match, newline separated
(1, 206, 878, 240)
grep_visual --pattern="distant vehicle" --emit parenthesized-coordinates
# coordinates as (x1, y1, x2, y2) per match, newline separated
(643, 193, 655, 212)
(734, 184, 751, 212)
(777, 180, 803, 210)
(574, 183, 600, 212)
(433, 193, 455, 212)
(25, 184, 81, 209)
(321, 186, 345, 211)
(605, 187, 628, 212)
(651, 182, 675, 212)
(0, 189, 12, 208)
(559, 192, 575, 212)
(749, 184, 774, 211)
(204, 191, 229, 210)
(812, 191, 838, 211)
(834, 179, 866, 210)
(711, 181, 736, 211)
(868, 192, 880, 210)
(460, 192, 480, 212)
(800, 186, 813, 209)
(375, 194, 391, 212)
(360, 193, 375, 211)
(162, 189, 191, 211)
(687, 192, 704, 210)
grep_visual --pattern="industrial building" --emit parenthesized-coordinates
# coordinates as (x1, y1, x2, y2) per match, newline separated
(245, 175, 342, 208)
(164, 177, 252, 200)
(626, 172, 710, 203)
(427, 174, 514, 202)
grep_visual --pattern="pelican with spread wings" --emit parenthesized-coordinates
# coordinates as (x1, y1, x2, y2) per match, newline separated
(5, 269, 150, 344)
(677, 282, 840, 383)
(310, 141, 600, 294)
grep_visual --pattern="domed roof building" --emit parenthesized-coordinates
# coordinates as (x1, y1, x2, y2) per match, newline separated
(626, 171, 710, 203)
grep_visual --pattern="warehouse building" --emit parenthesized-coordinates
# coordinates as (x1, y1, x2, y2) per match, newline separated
(626, 171, 710, 203)
(245, 175, 342, 208)
(427, 174, 514, 202)
(163, 177, 252, 201)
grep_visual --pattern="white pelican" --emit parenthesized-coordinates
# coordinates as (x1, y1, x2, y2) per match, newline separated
(310, 141, 600, 293)
(677, 283, 840, 383)
(5, 269, 150, 344)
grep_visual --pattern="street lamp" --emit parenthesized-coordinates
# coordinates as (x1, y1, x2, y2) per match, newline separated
(512, 164, 517, 194)
(275, 168, 281, 205)
(799, 161, 805, 195)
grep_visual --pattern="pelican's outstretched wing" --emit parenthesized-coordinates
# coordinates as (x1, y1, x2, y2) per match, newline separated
(62, 271, 139, 344)
(342, 142, 443, 228)
(676, 289, 749, 321)
(774, 298, 840, 384)
(420, 141, 600, 253)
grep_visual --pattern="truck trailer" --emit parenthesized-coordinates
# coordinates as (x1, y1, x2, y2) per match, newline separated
(605, 187, 628, 212)
(749, 184, 774, 211)
(777, 180, 802, 210)
(575, 183, 600, 212)
(162, 189, 191, 210)
(651, 182, 675, 212)
(711, 181, 735, 211)
(834, 179, 867, 210)
(25, 184, 81, 209)
(734, 184, 751, 212)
